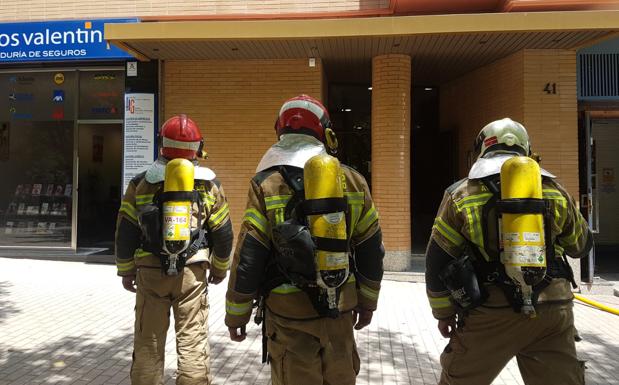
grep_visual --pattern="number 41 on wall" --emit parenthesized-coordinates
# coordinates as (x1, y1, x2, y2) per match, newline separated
(544, 83, 557, 94)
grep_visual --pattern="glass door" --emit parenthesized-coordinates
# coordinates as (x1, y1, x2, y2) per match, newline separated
(76, 123, 123, 251)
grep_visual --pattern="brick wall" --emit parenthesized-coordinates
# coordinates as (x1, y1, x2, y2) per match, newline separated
(440, 50, 525, 179)
(0, 1, 389, 21)
(523, 49, 579, 198)
(371, 54, 411, 260)
(164, 59, 323, 235)
(440, 48, 580, 280)
(440, 49, 578, 198)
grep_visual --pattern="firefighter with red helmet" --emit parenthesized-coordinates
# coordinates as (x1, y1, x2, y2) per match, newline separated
(225, 95, 385, 385)
(115, 114, 233, 385)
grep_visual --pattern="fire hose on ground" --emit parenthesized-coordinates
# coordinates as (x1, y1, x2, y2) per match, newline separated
(573, 293, 619, 316)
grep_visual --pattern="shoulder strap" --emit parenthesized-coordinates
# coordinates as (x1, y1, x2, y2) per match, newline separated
(480, 176, 501, 260)
(279, 166, 306, 221)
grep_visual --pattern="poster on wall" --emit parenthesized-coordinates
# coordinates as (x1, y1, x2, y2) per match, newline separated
(123, 93, 155, 194)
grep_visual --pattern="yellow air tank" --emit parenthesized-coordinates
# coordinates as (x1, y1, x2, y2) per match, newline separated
(500, 156, 546, 317)
(162, 158, 195, 275)
(304, 153, 349, 309)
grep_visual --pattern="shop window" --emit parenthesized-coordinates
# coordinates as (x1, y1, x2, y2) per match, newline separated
(0, 72, 76, 246)
(79, 70, 124, 120)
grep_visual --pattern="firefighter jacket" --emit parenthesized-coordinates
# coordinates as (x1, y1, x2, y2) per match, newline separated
(425, 176, 593, 320)
(225, 165, 385, 328)
(115, 164, 233, 277)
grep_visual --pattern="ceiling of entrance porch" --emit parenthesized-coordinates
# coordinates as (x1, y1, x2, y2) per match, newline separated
(105, 11, 619, 85)
(115, 30, 611, 85)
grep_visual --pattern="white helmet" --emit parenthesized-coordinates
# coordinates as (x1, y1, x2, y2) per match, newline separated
(474, 118, 530, 159)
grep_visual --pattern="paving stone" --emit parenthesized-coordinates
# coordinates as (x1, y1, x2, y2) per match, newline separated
(0, 258, 618, 384)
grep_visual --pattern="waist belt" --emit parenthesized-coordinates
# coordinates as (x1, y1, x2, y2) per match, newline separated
(474, 255, 576, 312)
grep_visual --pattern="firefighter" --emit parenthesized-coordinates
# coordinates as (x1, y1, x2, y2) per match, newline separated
(115, 114, 233, 385)
(225, 95, 385, 385)
(425, 118, 593, 385)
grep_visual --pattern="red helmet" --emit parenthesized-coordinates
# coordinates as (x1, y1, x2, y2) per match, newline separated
(159, 114, 203, 159)
(276, 94, 331, 141)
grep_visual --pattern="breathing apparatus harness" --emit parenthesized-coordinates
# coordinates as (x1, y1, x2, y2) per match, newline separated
(253, 164, 354, 363)
(439, 175, 577, 315)
(137, 182, 210, 276)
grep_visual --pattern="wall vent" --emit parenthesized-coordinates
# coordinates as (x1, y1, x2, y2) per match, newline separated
(578, 53, 619, 101)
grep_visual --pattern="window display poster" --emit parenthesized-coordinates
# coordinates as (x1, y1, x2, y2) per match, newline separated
(123, 93, 155, 194)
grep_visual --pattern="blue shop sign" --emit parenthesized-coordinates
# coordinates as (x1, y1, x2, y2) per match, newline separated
(0, 19, 138, 63)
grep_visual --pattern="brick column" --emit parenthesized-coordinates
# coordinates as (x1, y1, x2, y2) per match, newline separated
(371, 54, 411, 271)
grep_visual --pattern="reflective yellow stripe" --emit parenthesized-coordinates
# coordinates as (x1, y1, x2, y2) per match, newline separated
(116, 260, 135, 272)
(208, 203, 229, 227)
(226, 300, 253, 316)
(212, 256, 229, 271)
(356, 205, 378, 235)
(555, 244, 565, 257)
(135, 194, 155, 206)
(271, 284, 302, 294)
(428, 296, 452, 309)
(265, 195, 292, 210)
(348, 204, 362, 237)
(359, 283, 379, 301)
(244, 208, 268, 235)
(347, 275, 356, 283)
(542, 189, 564, 198)
(275, 207, 285, 225)
(562, 221, 584, 247)
(346, 192, 364, 237)
(119, 201, 137, 221)
(466, 207, 484, 248)
(433, 217, 465, 246)
(344, 191, 364, 204)
(455, 193, 493, 209)
(134, 249, 152, 258)
(200, 192, 216, 209)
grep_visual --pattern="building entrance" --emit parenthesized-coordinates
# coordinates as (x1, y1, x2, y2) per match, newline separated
(589, 119, 619, 275)
(76, 123, 123, 250)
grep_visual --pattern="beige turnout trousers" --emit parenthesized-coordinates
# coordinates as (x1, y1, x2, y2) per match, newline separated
(266, 311, 361, 385)
(439, 302, 585, 385)
(132, 263, 211, 385)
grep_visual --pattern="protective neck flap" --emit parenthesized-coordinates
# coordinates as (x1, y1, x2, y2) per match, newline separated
(145, 157, 216, 184)
(256, 134, 326, 172)
(468, 154, 555, 180)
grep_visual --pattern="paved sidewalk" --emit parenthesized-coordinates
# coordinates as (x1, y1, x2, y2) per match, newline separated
(0, 258, 618, 385)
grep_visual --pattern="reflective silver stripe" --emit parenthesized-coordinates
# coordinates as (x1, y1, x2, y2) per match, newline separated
(275, 208, 285, 225)
(212, 256, 229, 270)
(225, 300, 253, 316)
(265, 195, 292, 210)
(271, 284, 302, 294)
(428, 296, 452, 309)
(119, 202, 137, 221)
(359, 283, 379, 301)
(208, 203, 229, 227)
(433, 217, 465, 247)
(162, 137, 200, 151)
(279, 99, 325, 122)
(135, 194, 155, 205)
(116, 259, 135, 272)
(244, 208, 268, 235)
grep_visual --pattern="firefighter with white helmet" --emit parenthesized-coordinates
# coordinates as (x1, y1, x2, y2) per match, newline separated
(425, 117, 592, 385)
(225, 95, 385, 385)
(115, 114, 233, 385)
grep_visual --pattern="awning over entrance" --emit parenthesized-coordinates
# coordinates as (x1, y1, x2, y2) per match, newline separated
(105, 10, 618, 84)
